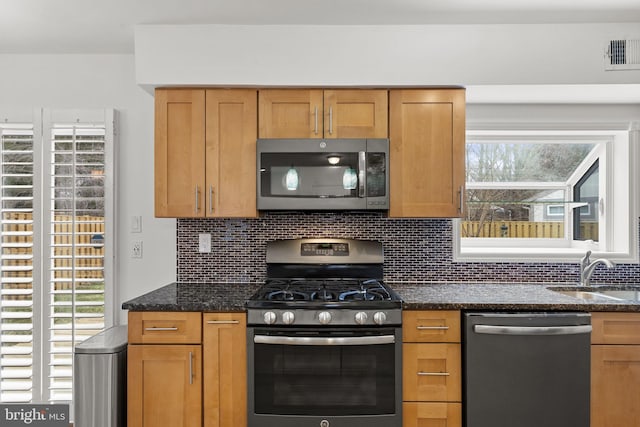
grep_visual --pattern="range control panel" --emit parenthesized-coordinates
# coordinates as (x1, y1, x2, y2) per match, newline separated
(300, 242, 349, 257)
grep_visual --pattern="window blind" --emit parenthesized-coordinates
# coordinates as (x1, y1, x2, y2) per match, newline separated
(0, 125, 35, 403)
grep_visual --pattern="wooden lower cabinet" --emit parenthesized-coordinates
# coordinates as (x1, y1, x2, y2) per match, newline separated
(203, 313, 247, 427)
(403, 402, 462, 427)
(591, 312, 640, 427)
(128, 344, 202, 427)
(403, 310, 461, 427)
(403, 343, 461, 402)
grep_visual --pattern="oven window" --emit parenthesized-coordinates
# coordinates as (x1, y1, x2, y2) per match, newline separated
(260, 152, 360, 198)
(253, 332, 396, 416)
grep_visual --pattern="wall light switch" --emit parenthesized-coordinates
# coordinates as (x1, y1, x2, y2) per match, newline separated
(131, 215, 142, 233)
(199, 233, 212, 253)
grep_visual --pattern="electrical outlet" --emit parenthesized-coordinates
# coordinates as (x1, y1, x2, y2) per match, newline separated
(131, 240, 143, 258)
(199, 233, 212, 253)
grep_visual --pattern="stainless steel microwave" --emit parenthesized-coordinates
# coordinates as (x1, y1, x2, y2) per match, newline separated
(257, 138, 389, 211)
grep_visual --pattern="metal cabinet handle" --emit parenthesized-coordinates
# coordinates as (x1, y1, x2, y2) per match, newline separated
(206, 320, 240, 325)
(418, 371, 450, 377)
(458, 185, 464, 214)
(329, 106, 333, 135)
(416, 326, 449, 330)
(209, 185, 214, 214)
(195, 185, 200, 214)
(144, 327, 178, 331)
(189, 351, 194, 385)
(314, 107, 318, 135)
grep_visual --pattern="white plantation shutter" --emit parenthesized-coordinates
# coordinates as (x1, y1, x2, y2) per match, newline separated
(0, 109, 115, 404)
(43, 111, 114, 402)
(0, 124, 37, 403)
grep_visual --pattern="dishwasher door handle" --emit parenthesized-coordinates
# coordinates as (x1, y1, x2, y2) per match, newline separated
(474, 324, 592, 336)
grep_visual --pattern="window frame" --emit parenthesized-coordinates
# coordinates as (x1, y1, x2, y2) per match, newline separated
(0, 108, 116, 405)
(454, 128, 639, 263)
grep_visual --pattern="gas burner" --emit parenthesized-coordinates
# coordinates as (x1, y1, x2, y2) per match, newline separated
(339, 286, 390, 301)
(266, 290, 310, 301)
(310, 288, 337, 301)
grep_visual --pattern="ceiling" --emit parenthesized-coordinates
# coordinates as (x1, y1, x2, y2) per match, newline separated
(2, 0, 640, 54)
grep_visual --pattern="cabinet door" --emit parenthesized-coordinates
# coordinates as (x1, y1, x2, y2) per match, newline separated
(403, 402, 462, 427)
(155, 89, 206, 217)
(592, 312, 640, 344)
(389, 89, 465, 218)
(403, 343, 461, 402)
(323, 89, 388, 138)
(203, 313, 247, 427)
(128, 344, 202, 427)
(128, 311, 202, 344)
(403, 310, 460, 343)
(205, 90, 258, 218)
(258, 89, 323, 138)
(592, 345, 640, 427)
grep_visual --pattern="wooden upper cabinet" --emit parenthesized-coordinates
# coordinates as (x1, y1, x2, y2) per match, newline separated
(323, 90, 388, 138)
(205, 89, 258, 218)
(258, 89, 388, 139)
(154, 88, 258, 218)
(155, 89, 206, 217)
(389, 89, 466, 218)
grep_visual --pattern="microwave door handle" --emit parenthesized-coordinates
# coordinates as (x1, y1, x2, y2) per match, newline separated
(358, 151, 366, 198)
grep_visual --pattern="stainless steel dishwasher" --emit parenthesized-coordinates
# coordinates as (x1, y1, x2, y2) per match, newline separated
(464, 312, 591, 427)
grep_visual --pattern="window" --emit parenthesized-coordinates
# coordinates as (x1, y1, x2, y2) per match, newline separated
(455, 129, 637, 262)
(0, 110, 115, 404)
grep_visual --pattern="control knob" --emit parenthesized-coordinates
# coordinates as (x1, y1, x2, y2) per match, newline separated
(282, 311, 295, 325)
(318, 311, 332, 325)
(373, 311, 387, 325)
(354, 311, 368, 325)
(263, 311, 277, 325)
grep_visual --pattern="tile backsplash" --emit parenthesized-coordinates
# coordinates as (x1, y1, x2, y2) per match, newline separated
(177, 212, 640, 284)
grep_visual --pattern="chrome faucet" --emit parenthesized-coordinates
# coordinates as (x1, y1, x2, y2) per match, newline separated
(580, 251, 615, 286)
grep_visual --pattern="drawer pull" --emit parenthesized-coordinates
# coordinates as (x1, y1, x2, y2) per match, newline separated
(416, 326, 449, 330)
(189, 351, 194, 385)
(206, 320, 240, 325)
(417, 371, 450, 377)
(145, 327, 179, 331)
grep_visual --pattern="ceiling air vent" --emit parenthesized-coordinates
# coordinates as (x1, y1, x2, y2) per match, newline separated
(605, 39, 640, 70)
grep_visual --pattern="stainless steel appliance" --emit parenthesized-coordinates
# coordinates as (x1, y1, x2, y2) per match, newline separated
(246, 238, 402, 427)
(464, 312, 591, 427)
(256, 138, 389, 210)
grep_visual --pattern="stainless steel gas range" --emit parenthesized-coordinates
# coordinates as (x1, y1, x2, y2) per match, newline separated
(246, 238, 403, 427)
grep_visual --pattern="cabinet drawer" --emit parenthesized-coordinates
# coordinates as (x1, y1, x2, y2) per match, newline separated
(403, 311, 460, 343)
(592, 312, 640, 345)
(128, 311, 202, 344)
(403, 402, 461, 427)
(403, 343, 461, 402)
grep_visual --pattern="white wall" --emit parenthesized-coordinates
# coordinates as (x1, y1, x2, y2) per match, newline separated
(0, 54, 177, 324)
(135, 23, 640, 89)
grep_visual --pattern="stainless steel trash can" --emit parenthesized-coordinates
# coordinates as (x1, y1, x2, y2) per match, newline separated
(74, 325, 127, 427)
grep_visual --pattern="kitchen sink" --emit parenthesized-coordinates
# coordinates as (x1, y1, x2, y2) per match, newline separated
(547, 285, 640, 303)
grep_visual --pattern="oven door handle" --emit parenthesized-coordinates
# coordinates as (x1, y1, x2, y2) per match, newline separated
(253, 334, 395, 346)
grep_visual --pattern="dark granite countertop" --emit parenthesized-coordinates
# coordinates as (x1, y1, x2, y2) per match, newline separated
(121, 282, 262, 312)
(391, 282, 640, 312)
(122, 281, 640, 313)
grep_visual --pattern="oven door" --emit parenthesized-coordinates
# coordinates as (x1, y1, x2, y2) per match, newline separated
(247, 326, 402, 427)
